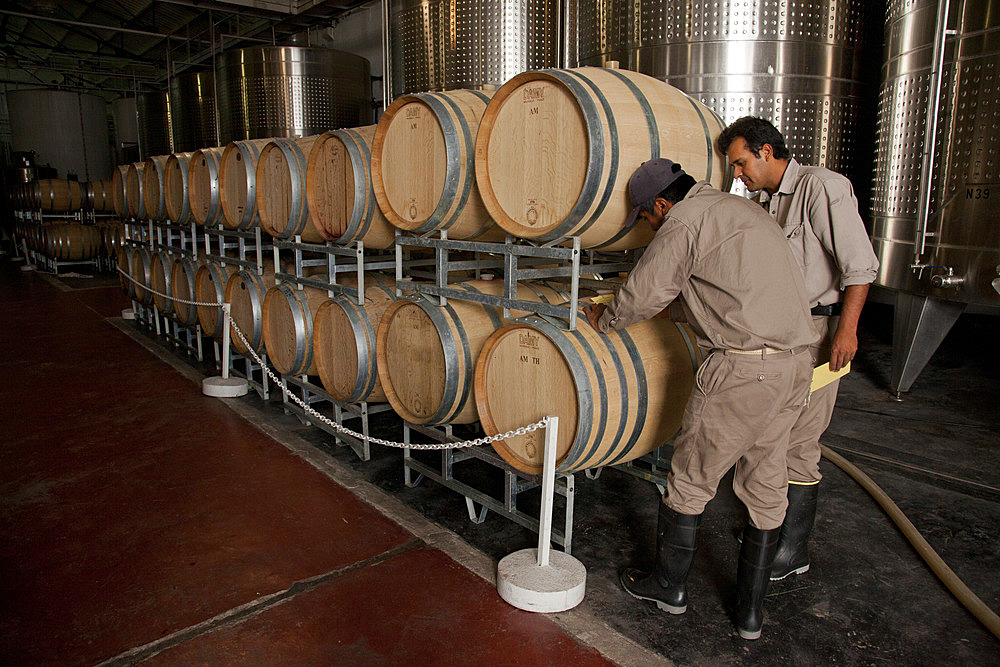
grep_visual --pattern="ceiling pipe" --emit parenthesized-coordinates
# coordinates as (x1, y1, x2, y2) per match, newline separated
(0, 9, 213, 43)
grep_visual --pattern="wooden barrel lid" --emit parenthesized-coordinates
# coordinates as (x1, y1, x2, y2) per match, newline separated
(150, 251, 171, 311)
(308, 131, 356, 240)
(143, 156, 167, 220)
(171, 257, 196, 325)
(189, 148, 223, 225)
(226, 272, 258, 354)
(376, 98, 447, 229)
(196, 263, 232, 336)
(378, 299, 448, 423)
(314, 299, 359, 400)
(475, 323, 579, 473)
(477, 76, 589, 238)
(164, 153, 193, 223)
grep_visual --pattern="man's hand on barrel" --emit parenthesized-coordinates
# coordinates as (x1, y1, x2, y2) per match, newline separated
(583, 302, 606, 331)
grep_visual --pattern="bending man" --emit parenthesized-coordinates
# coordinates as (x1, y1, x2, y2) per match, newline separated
(585, 158, 816, 640)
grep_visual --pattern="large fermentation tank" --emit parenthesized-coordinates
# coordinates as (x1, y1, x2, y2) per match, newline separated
(137, 90, 173, 158)
(573, 0, 871, 178)
(386, 0, 561, 97)
(7, 89, 112, 181)
(872, 0, 1000, 393)
(170, 69, 218, 151)
(215, 46, 372, 144)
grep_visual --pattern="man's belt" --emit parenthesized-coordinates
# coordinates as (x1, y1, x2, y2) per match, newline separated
(811, 303, 842, 317)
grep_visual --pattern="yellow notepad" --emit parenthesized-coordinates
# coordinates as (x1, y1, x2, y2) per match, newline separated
(811, 361, 850, 392)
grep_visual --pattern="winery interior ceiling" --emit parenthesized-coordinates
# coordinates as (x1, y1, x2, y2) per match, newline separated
(0, 0, 372, 99)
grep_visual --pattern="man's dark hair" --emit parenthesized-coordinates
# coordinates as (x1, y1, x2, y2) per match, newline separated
(638, 174, 696, 216)
(716, 116, 791, 160)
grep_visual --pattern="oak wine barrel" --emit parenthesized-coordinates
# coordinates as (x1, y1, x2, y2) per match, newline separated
(100, 221, 124, 256)
(149, 250, 175, 314)
(164, 152, 195, 224)
(189, 147, 225, 226)
(125, 163, 147, 220)
(97, 178, 113, 211)
(224, 264, 278, 355)
(371, 89, 503, 241)
(37, 179, 84, 212)
(376, 280, 571, 425)
(306, 126, 395, 249)
(117, 246, 135, 298)
(112, 165, 129, 217)
(43, 223, 101, 260)
(262, 280, 345, 376)
(220, 138, 270, 230)
(475, 66, 731, 250)
(170, 255, 205, 326)
(256, 135, 324, 242)
(195, 262, 239, 337)
(130, 246, 153, 304)
(475, 311, 702, 474)
(142, 155, 170, 220)
(313, 272, 398, 403)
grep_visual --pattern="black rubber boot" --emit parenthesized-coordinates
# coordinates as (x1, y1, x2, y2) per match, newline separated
(770, 482, 819, 581)
(620, 503, 701, 614)
(735, 523, 780, 640)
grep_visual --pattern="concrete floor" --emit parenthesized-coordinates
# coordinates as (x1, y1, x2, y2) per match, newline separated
(0, 264, 620, 665)
(2, 260, 998, 664)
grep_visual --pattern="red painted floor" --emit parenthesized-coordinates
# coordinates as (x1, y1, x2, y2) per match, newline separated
(0, 264, 611, 665)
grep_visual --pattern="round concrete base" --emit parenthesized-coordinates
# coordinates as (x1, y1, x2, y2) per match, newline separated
(496, 548, 586, 613)
(202, 376, 249, 398)
(121, 308, 135, 320)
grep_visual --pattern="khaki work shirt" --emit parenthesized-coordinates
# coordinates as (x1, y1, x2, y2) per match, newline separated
(598, 182, 816, 352)
(758, 159, 879, 307)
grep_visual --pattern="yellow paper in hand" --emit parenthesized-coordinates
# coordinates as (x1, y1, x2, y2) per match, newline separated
(811, 361, 850, 393)
(590, 293, 615, 306)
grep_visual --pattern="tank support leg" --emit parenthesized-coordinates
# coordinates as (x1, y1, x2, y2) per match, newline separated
(890, 292, 966, 394)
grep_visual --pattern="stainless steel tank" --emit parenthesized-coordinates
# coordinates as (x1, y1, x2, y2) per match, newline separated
(573, 0, 871, 176)
(215, 46, 372, 145)
(136, 90, 174, 158)
(169, 69, 218, 151)
(386, 0, 561, 98)
(7, 89, 113, 181)
(871, 0, 1000, 393)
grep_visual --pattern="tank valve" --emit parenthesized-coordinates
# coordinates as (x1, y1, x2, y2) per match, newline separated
(930, 267, 964, 288)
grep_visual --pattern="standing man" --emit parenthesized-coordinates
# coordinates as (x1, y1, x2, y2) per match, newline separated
(584, 158, 816, 640)
(717, 117, 879, 581)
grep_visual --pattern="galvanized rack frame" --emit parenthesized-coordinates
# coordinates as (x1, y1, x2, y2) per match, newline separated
(393, 230, 637, 330)
(15, 208, 102, 275)
(269, 236, 406, 461)
(279, 373, 396, 461)
(402, 421, 577, 553)
(202, 225, 273, 399)
(386, 230, 637, 550)
(143, 220, 205, 361)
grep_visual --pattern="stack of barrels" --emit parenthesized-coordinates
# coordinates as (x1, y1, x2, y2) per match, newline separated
(110, 66, 730, 474)
(7, 177, 120, 263)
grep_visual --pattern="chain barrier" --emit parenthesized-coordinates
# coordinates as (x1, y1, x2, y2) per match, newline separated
(116, 265, 551, 451)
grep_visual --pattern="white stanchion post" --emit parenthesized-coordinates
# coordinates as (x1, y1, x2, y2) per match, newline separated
(536, 415, 558, 568)
(202, 301, 249, 398)
(220, 303, 232, 380)
(496, 415, 586, 613)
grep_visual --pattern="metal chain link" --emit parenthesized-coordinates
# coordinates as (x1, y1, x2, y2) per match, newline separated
(117, 265, 222, 308)
(117, 265, 551, 451)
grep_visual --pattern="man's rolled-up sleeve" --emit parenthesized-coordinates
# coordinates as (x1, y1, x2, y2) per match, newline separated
(808, 178, 879, 289)
(597, 223, 695, 333)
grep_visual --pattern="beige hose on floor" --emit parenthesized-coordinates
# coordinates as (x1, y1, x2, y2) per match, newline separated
(820, 443, 1000, 641)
